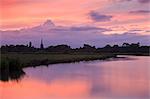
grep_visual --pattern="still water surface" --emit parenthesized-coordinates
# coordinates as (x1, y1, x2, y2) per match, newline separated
(0, 56, 150, 99)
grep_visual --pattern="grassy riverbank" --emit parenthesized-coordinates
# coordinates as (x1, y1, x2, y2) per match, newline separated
(0, 53, 116, 81)
(1, 53, 116, 69)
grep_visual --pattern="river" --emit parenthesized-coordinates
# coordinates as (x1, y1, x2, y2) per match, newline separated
(0, 56, 150, 99)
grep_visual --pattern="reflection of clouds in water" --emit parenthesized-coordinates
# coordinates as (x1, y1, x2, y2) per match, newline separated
(22, 56, 150, 98)
(97, 56, 149, 98)
(24, 62, 103, 83)
(0, 78, 91, 99)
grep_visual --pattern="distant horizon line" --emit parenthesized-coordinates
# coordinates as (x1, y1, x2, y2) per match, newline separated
(1, 42, 149, 49)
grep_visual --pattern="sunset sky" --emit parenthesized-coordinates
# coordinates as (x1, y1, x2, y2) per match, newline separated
(1, 0, 150, 47)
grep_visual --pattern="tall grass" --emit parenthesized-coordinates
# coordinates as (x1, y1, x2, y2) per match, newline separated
(1, 57, 21, 70)
(0, 57, 25, 81)
(1, 53, 116, 69)
(0, 53, 116, 81)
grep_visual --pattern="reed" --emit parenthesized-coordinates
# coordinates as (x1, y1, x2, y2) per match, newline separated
(1, 53, 116, 68)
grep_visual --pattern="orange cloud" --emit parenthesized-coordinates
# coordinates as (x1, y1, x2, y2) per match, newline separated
(0, 0, 149, 35)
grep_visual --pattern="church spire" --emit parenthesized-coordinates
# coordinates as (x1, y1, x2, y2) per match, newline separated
(40, 39, 44, 49)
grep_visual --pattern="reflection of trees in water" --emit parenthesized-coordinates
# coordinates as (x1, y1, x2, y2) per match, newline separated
(0, 69, 25, 82)
(1, 57, 25, 82)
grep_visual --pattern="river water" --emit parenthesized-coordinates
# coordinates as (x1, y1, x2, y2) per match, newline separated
(0, 56, 150, 99)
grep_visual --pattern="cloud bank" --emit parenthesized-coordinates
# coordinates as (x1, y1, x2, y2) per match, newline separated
(129, 10, 150, 14)
(117, 0, 150, 3)
(1, 20, 149, 48)
(89, 11, 113, 22)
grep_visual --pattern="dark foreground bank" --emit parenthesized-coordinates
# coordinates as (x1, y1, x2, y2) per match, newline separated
(0, 53, 117, 81)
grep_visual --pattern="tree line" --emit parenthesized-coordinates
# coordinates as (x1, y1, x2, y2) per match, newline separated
(1, 42, 149, 55)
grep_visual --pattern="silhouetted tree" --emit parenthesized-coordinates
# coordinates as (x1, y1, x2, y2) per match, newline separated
(29, 42, 32, 48)
(122, 43, 130, 47)
(104, 44, 111, 48)
(113, 45, 119, 48)
(130, 42, 140, 48)
(1, 42, 149, 55)
(46, 44, 71, 53)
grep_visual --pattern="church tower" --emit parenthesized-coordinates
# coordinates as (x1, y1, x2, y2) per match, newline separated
(40, 39, 44, 49)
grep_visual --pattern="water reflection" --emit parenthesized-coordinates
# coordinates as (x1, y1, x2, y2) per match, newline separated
(0, 56, 150, 99)
(0, 68, 25, 82)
